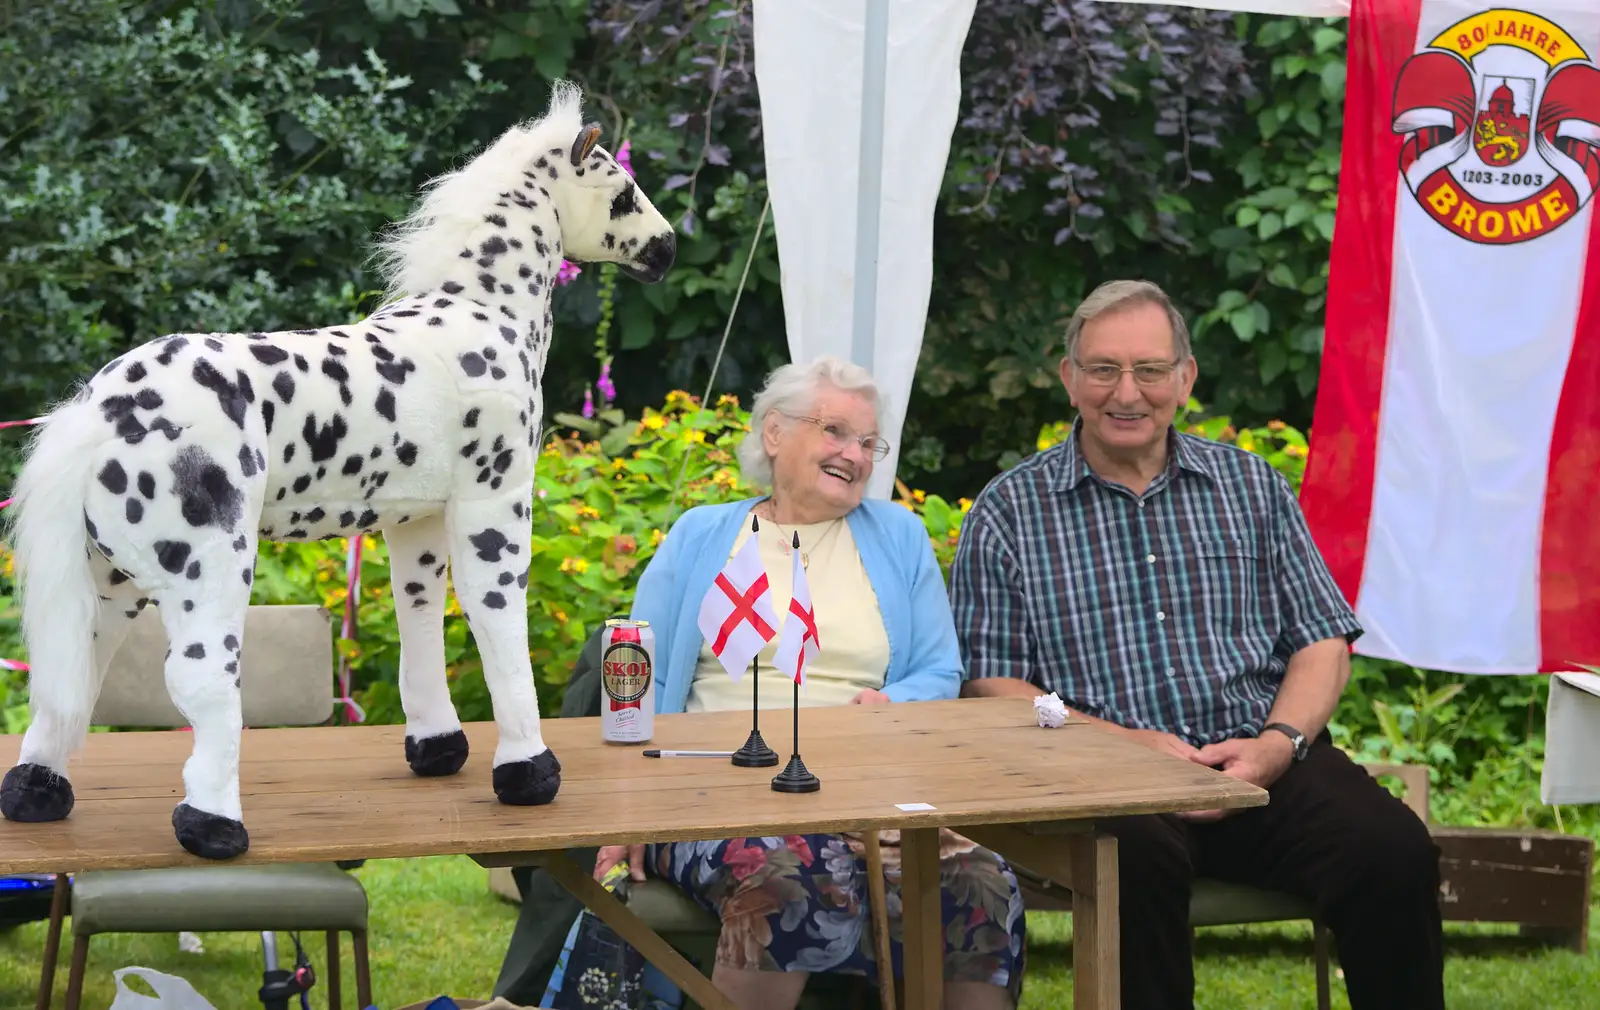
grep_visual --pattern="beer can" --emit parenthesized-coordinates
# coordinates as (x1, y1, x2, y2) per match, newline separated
(601, 619, 655, 743)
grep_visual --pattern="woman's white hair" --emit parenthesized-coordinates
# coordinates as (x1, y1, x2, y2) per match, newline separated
(735, 355, 882, 489)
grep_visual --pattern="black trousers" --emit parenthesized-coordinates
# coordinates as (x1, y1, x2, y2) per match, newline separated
(1098, 736, 1446, 1010)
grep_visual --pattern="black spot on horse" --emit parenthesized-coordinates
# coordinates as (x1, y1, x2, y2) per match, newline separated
(358, 509, 378, 527)
(518, 566, 529, 589)
(610, 181, 640, 219)
(232, 536, 247, 551)
(155, 540, 192, 574)
(283, 442, 296, 464)
(468, 529, 509, 563)
(483, 591, 506, 610)
(396, 442, 418, 466)
(376, 358, 416, 385)
(459, 353, 487, 378)
(339, 511, 356, 527)
(150, 417, 181, 442)
(125, 498, 143, 523)
(478, 273, 497, 294)
(301, 413, 348, 463)
(371, 344, 395, 363)
(186, 560, 202, 580)
(184, 599, 194, 612)
(262, 400, 276, 435)
(134, 389, 163, 411)
(191, 359, 251, 429)
(327, 342, 347, 357)
(239, 445, 258, 478)
(204, 338, 224, 352)
(250, 345, 289, 366)
(137, 472, 155, 499)
(493, 450, 514, 474)
(98, 460, 128, 494)
(224, 634, 239, 652)
(485, 214, 507, 228)
(322, 358, 349, 384)
(499, 325, 518, 346)
(108, 568, 129, 585)
(376, 389, 396, 423)
(125, 362, 148, 382)
(427, 316, 444, 327)
(155, 336, 189, 366)
(293, 475, 311, 494)
(497, 572, 513, 586)
(305, 508, 325, 523)
(463, 408, 480, 428)
(342, 454, 363, 476)
(405, 582, 424, 595)
(441, 281, 464, 294)
(460, 439, 480, 459)
(184, 643, 205, 659)
(490, 367, 506, 381)
(171, 445, 244, 532)
(100, 395, 135, 425)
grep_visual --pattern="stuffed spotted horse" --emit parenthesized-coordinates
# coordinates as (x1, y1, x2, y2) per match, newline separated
(0, 81, 676, 859)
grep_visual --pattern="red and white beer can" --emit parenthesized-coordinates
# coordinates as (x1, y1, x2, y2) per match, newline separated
(600, 618, 655, 744)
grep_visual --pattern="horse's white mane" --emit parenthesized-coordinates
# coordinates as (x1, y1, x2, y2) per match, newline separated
(372, 80, 586, 300)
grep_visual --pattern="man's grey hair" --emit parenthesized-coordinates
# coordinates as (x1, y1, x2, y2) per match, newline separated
(735, 355, 883, 489)
(1062, 279, 1192, 363)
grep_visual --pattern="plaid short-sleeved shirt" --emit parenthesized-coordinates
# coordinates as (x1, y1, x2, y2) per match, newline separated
(948, 423, 1361, 746)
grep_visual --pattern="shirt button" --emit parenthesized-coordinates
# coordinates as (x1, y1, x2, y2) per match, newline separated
(1156, 610, 1166, 621)
(1181, 724, 1193, 735)
(1166, 666, 1177, 677)
(1147, 554, 1156, 564)
(1137, 500, 1146, 509)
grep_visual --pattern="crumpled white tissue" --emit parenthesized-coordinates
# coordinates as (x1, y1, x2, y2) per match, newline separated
(1034, 692, 1069, 728)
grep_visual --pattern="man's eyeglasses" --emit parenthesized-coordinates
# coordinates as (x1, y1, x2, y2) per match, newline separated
(1073, 359, 1180, 387)
(784, 413, 892, 461)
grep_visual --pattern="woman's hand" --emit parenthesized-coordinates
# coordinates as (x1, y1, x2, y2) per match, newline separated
(593, 843, 647, 882)
(849, 688, 892, 705)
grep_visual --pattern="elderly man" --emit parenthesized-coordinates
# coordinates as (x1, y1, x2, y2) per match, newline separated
(948, 279, 1445, 1010)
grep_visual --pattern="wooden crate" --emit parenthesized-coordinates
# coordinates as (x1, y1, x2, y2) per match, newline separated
(1433, 826, 1594, 951)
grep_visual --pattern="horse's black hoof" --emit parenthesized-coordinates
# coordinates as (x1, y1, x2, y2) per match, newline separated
(0, 763, 74, 822)
(492, 749, 561, 806)
(406, 729, 470, 777)
(173, 803, 249, 860)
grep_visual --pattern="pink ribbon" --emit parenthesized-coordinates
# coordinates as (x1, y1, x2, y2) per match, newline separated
(337, 537, 367, 723)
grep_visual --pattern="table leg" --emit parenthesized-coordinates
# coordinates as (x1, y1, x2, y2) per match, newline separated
(899, 827, 944, 1010)
(1069, 831, 1120, 1010)
(536, 852, 739, 1010)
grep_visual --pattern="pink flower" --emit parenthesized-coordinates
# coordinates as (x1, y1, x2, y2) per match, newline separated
(597, 361, 616, 403)
(556, 260, 582, 286)
(616, 139, 634, 177)
(581, 386, 595, 419)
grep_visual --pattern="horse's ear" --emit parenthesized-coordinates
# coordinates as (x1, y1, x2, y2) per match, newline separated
(570, 124, 601, 167)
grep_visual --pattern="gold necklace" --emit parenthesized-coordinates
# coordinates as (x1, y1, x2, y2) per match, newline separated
(761, 501, 843, 569)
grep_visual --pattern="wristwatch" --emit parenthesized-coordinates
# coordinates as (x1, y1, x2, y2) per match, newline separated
(1262, 722, 1309, 761)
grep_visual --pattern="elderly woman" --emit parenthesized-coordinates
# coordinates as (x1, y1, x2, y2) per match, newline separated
(601, 356, 1026, 1010)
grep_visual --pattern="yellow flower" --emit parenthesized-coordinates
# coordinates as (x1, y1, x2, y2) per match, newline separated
(1267, 419, 1286, 432)
(553, 608, 569, 624)
(652, 528, 665, 546)
(958, 497, 973, 513)
(568, 524, 582, 535)
(576, 505, 601, 520)
(685, 429, 706, 444)
(560, 557, 590, 574)
(642, 415, 666, 431)
(1284, 444, 1307, 458)
(911, 489, 927, 504)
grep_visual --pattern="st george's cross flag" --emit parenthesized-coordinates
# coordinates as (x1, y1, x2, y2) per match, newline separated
(774, 537, 821, 686)
(696, 523, 781, 681)
(1301, 0, 1600, 675)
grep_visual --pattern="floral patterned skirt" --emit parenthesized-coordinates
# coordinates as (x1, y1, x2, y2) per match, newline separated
(646, 828, 1026, 1003)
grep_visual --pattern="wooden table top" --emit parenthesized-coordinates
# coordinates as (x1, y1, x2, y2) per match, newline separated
(0, 697, 1266, 873)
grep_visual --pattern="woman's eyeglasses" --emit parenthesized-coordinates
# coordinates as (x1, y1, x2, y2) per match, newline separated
(784, 413, 892, 461)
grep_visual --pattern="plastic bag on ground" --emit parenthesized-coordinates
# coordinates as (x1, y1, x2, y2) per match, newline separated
(108, 966, 218, 1009)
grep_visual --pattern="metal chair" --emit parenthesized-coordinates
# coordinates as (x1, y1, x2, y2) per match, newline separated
(35, 604, 372, 1010)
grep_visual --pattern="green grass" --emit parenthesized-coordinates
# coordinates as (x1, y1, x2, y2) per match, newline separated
(0, 857, 1593, 1009)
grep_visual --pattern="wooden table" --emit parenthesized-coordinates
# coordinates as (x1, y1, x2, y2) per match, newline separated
(0, 697, 1264, 1009)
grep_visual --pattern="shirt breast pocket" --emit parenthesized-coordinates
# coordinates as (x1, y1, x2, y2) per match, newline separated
(1195, 537, 1274, 636)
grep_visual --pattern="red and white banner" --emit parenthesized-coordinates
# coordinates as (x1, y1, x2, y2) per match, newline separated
(696, 529, 781, 681)
(774, 543, 820, 686)
(1303, 0, 1600, 674)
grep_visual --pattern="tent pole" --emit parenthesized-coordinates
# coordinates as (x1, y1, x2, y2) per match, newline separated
(850, 0, 890, 373)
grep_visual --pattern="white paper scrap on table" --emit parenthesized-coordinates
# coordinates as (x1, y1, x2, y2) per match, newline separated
(896, 802, 936, 811)
(1034, 692, 1069, 728)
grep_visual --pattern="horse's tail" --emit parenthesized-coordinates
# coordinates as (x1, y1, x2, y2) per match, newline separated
(4, 396, 106, 756)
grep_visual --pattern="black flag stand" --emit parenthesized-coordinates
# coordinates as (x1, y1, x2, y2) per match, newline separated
(732, 514, 779, 768)
(773, 531, 820, 793)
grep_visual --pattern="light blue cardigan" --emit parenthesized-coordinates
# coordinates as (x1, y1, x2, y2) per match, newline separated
(628, 497, 966, 714)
